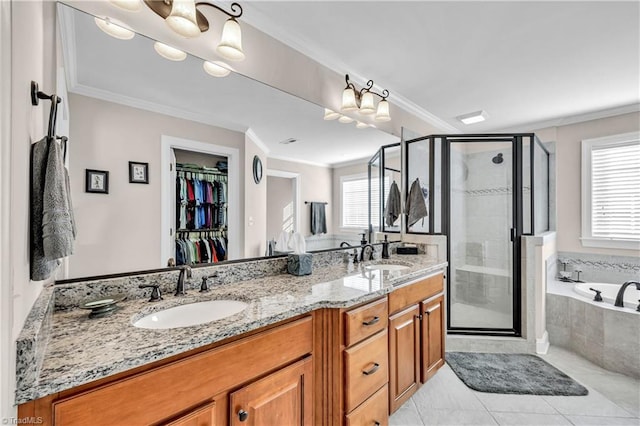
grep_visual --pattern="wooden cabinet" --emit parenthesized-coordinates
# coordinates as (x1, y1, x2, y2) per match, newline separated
(345, 384, 388, 426)
(388, 305, 420, 413)
(165, 402, 217, 426)
(28, 317, 313, 426)
(230, 357, 312, 426)
(344, 329, 389, 412)
(344, 297, 388, 347)
(421, 294, 445, 382)
(387, 273, 445, 414)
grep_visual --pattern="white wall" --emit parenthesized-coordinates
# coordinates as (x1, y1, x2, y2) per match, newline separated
(268, 158, 333, 237)
(244, 135, 267, 258)
(266, 176, 294, 240)
(3, 0, 57, 415)
(536, 112, 640, 256)
(68, 93, 246, 277)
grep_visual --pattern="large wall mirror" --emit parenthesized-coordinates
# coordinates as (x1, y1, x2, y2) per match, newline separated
(57, 3, 399, 280)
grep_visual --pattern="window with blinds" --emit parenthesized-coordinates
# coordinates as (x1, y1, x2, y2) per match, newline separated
(582, 132, 640, 249)
(341, 175, 389, 228)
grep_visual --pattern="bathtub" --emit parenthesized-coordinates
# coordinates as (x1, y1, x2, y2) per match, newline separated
(574, 282, 640, 310)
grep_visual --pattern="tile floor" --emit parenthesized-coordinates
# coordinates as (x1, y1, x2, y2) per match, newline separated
(390, 346, 640, 426)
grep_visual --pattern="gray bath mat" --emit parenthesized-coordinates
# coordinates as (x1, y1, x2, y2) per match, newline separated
(446, 352, 588, 396)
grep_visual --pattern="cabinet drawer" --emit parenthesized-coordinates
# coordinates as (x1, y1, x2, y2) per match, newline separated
(389, 273, 443, 315)
(344, 298, 388, 347)
(344, 329, 389, 412)
(345, 384, 388, 426)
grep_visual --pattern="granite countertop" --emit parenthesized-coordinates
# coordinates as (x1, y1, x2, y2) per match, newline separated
(16, 255, 446, 404)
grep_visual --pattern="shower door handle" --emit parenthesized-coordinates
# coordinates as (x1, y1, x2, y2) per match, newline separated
(510, 228, 517, 242)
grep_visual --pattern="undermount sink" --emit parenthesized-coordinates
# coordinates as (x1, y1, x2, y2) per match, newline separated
(364, 264, 410, 272)
(133, 300, 248, 330)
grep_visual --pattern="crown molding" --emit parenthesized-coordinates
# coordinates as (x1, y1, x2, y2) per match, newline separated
(267, 154, 330, 169)
(330, 156, 372, 169)
(241, 4, 459, 134)
(245, 128, 271, 155)
(496, 103, 640, 133)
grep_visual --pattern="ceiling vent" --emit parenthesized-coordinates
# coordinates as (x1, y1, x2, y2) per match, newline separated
(279, 138, 298, 145)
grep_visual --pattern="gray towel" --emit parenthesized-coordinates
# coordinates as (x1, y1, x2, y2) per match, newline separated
(42, 138, 76, 259)
(385, 181, 401, 226)
(310, 202, 327, 235)
(31, 137, 60, 281)
(406, 178, 428, 227)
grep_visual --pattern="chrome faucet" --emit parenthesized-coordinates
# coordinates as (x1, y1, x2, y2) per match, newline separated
(360, 244, 375, 262)
(340, 241, 352, 248)
(614, 281, 640, 307)
(176, 265, 191, 296)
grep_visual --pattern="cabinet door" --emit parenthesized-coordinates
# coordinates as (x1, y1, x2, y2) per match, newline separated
(421, 294, 445, 383)
(230, 357, 313, 426)
(388, 305, 420, 414)
(165, 402, 216, 426)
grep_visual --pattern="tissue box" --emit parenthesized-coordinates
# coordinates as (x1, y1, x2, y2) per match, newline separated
(287, 253, 313, 276)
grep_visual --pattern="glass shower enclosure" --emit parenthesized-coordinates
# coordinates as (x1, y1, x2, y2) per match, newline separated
(405, 134, 549, 336)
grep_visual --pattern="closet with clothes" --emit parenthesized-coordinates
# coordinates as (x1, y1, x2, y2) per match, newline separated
(173, 149, 228, 265)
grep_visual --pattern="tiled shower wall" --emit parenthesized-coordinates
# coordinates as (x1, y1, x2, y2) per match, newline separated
(556, 251, 640, 283)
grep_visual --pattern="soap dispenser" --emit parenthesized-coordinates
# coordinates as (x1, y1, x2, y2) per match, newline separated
(360, 233, 367, 246)
(382, 235, 390, 259)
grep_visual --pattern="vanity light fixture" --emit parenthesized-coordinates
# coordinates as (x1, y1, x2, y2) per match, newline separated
(94, 17, 136, 40)
(340, 74, 391, 122)
(142, 0, 245, 61)
(338, 115, 354, 124)
(355, 121, 369, 129)
(109, 0, 142, 12)
(323, 108, 340, 121)
(457, 110, 488, 125)
(203, 60, 231, 77)
(153, 42, 187, 61)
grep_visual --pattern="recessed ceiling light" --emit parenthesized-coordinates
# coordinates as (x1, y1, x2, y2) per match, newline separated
(153, 42, 186, 61)
(279, 138, 298, 145)
(94, 17, 135, 40)
(457, 110, 488, 125)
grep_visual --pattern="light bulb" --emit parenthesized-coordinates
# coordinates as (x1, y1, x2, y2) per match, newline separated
(341, 87, 357, 111)
(153, 42, 186, 61)
(203, 61, 231, 77)
(323, 109, 339, 120)
(338, 115, 354, 124)
(375, 99, 391, 122)
(216, 18, 245, 61)
(94, 17, 135, 40)
(359, 91, 375, 114)
(166, 0, 200, 38)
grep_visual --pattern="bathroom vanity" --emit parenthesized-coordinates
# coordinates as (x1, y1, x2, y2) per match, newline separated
(16, 253, 446, 425)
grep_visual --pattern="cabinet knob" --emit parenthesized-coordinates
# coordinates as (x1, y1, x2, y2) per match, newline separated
(362, 316, 380, 326)
(362, 362, 380, 376)
(238, 409, 249, 422)
(415, 314, 423, 320)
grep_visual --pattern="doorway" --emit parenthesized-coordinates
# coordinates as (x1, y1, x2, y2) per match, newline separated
(265, 169, 300, 253)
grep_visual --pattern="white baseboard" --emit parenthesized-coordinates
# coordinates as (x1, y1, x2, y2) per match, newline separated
(536, 331, 550, 354)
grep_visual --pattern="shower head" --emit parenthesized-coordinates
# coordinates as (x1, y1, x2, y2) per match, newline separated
(492, 153, 504, 164)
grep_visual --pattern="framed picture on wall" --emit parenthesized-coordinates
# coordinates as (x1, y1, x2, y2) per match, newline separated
(85, 169, 109, 194)
(129, 161, 149, 184)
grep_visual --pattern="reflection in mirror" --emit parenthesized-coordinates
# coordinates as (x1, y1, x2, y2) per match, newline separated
(58, 4, 399, 279)
(381, 144, 401, 233)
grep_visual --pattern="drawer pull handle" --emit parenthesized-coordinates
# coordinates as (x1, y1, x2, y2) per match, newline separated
(362, 316, 380, 326)
(238, 409, 249, 422)
(374, 422, 381, 426)
(362, 362, 380, 376)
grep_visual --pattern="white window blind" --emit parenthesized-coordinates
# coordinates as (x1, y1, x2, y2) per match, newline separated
(581, 132, 640, 249)
(591, 142, 640, 239)
(341, 176, 390, 228)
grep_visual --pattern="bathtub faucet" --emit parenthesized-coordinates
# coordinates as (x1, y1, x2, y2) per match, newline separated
(614, 281, 640, 308)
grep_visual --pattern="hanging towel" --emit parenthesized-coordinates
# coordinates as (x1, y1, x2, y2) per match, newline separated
(310, 202, 327, 235)
(31, 137, 60, 280)
(406, 178, 429, 227)
(385, 181, 401, 226)
(42, 137, 76, 260)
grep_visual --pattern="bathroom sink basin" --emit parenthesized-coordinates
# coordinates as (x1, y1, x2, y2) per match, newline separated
(133, 300, 248, 330)
(364, 264, 410, 272)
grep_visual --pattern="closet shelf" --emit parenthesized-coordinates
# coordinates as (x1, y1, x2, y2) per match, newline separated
(177, 227, 227, 233)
